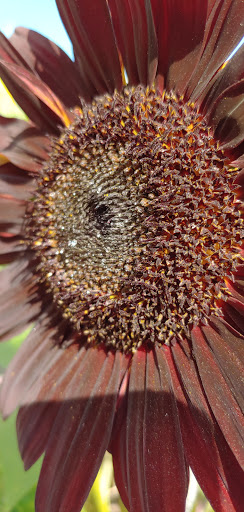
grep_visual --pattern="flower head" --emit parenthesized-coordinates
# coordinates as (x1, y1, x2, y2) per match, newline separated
(0, 1, 243, 511)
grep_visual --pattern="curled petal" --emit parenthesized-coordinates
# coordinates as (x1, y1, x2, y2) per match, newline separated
(208, 79, 244, 149)
(10, 27, 82, 108)
(187, 0, 244, 101)
(0, 60, 72, 128)
(0, 116, 50, 171)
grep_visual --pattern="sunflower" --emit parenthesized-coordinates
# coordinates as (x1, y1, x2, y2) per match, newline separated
(0, 1, 244, 511)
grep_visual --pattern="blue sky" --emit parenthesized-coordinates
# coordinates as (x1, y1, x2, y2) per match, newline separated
(0, 0, 72, 57)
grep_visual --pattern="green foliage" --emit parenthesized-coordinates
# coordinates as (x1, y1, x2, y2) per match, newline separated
(10, 486, 36, 512)
(0, 412, 42, 512)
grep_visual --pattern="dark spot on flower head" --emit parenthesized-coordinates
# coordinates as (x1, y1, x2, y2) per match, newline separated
(25, 85, 243, 353)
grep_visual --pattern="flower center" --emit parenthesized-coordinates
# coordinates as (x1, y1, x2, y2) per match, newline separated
(27, 85, 243, 352)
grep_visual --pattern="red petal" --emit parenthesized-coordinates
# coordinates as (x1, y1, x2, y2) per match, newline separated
(208, 79, 244, 149)
(35, 348, 127, 512)
(210, 316, 244, 366)
(0, 308, 62, 416)
(222, 297, 244, 334)
(202, 319, 244, 412)
(0, 33, 61, 133)
(0, 60, 72, 129)
(0, 116, 50, 171)
(112, 348, 188, 512)
(56, 0, 122, 97)
(192, 326, 244, 470)
(108, 0, 158, 86)
(187, 0, 244, 101)
(0, 163, 35, 200)
(0, 257, 42, 343)
(152, 0, 208, 94)
(17, 343, 87, 469)
(10, 27, 82, 108)
(0, 195, 26, 224)
(170, 339, 243, 511)
(201, 44, 244, 116)
(0, 234, 24, 264)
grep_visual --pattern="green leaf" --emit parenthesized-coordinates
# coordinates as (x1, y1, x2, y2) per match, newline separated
(10, 486, 36, 512)
(0, 412, 41, 512)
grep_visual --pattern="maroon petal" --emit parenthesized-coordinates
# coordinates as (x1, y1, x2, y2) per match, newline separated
(10, 27, 82, 108)
(170, 339, 243, 511)
(56, 0, 122, 98)
(0, 116, 50, 171)
(112, 347, 188, 512)
(233, 154, 244, 169)
(0, 195, 26, 224)
(0, 234, 25, 264)
(186, 0, 244, 101)
(0, 163, 35, 200)
(0, 56, 72, 132)
(0, 308, 65, 417)
(209, 316, 244, 366)
(200, 43, 244, 116)
(35, 348, 127, 512)
(203, 318, 244, 412)
(192, 326, 244, 470)
(17, 342, 86, 469)
(222, 297, 244, 334)
(108, 0, 158, 86)
(208, 79, 244, 150)
(0, 32, 59, 133)
(152, 0, 208, 94)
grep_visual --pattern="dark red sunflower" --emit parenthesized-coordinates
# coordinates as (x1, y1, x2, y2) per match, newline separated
(0, 1, 244, 511)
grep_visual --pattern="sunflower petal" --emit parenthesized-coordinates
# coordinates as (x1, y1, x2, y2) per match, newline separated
(108, 0, 158, 86)
(0, 233, 24, 264)
(202, 319, 244, 412)
(112, 347, 188, 512)
(35, 349, 126, 512)
(0, 116, 50, 171)
(222, 298, 244, 334)
(10, 27, 82, 108)
(187, 0, 244, 101)
(0, 33, 62, 133)
(0, 309, 64, 416)
(208, 79, 244, 149)
(170, 339, 244, 512)
(17, 343, 87, 469)
(0, 162, 34, 200)
(56, 0, 122, 97)
(192, 326, 244, 470)
(0, 60, 72, 128)
(152, 0, 208, 94)
(201, 43, 244, 115)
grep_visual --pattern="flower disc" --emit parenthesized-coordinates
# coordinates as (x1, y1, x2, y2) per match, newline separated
(26, 86, 243, 352)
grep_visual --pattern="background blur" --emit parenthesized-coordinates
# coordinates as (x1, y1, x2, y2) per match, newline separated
(0, 1, 240, 511)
